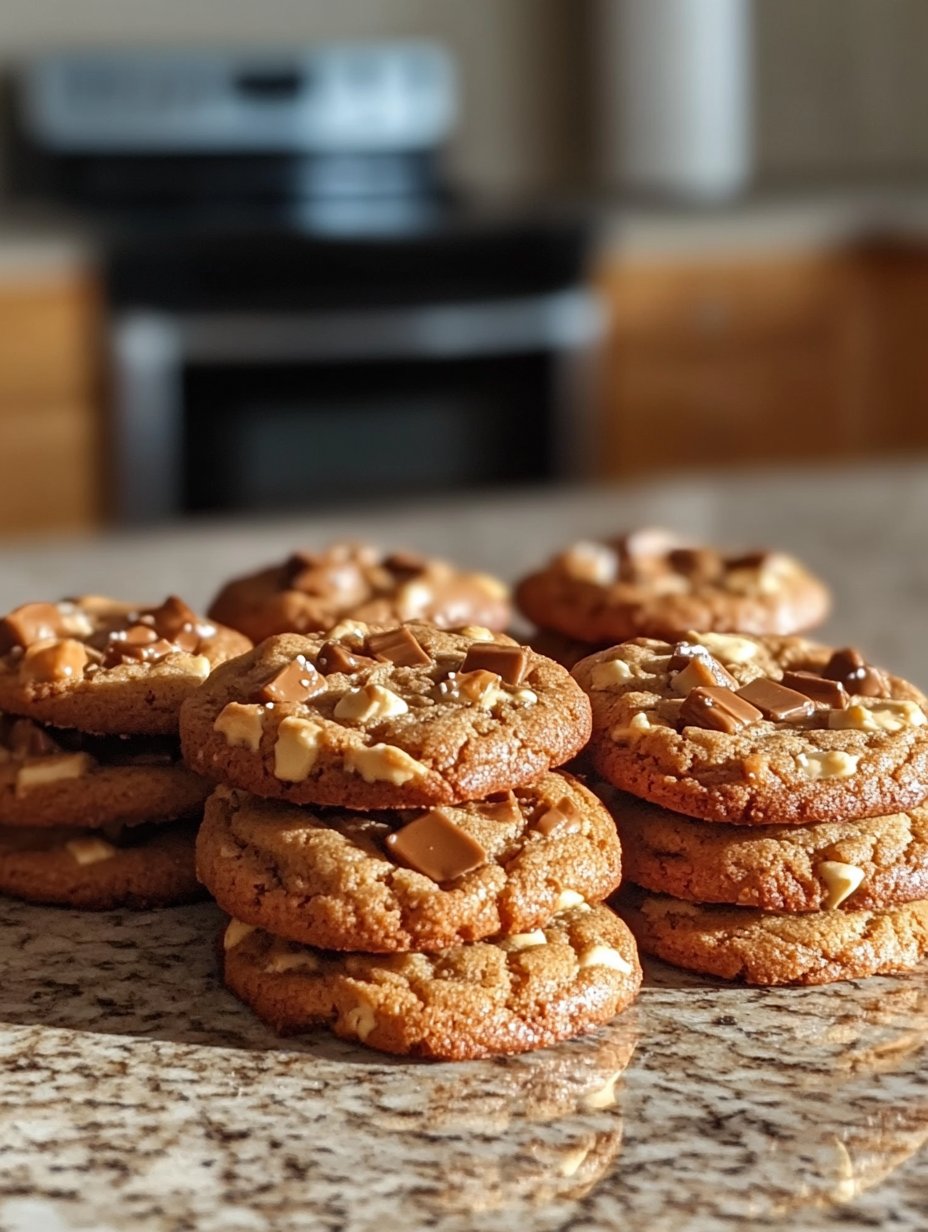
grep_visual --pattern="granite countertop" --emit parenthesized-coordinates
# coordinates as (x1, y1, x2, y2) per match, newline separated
(1, 462, 927, 1231)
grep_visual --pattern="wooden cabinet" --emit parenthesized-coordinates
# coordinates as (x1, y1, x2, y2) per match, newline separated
(0, 274, 103, 535)
(596, 252, 872, 477)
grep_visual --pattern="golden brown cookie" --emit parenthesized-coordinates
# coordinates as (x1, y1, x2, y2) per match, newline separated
(181, 622, 592, 808)
(608, 790, 928, 913)
(208, 542, 510, 643)
(528, 629, 606, 670)
(0, 716, 208, 828)
(516, 530, 830, 643)
(619, 887, 928, 985)
(197, 773, 622, 952)
(0, 595, 251, 735)
(0, 819, 203, 909)
(573, 634, 928, 824)
(220, 903, 641, 1059)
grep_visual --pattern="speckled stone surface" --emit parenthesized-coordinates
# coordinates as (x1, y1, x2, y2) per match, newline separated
(1, 465, 927, 1230)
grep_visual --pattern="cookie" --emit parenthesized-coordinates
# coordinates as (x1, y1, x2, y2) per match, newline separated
(220, 903, 641, 1059)
(208, 542, 510, 643)
(610, 791, 928, 913)
(181, 622, 592, 808)
(619, 887, 928, 985)
(0, 595, 251, 735)
(197, 773, 623, 952)
(573, 633, 928, 824)
(528, 629, 606, 670)
(516, 529, 830, 644)
(0, 716, 208, 828)
(0, 819, 203, 909)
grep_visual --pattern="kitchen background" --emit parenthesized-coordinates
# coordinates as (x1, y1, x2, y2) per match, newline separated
(0, 0, 926, 537)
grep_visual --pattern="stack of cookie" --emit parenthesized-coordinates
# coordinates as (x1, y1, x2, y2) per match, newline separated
(572, 631, 928, 985)
(0, 595, 250, 909)
(516, 528, 831, 666)
(208, 541, 511, 643)
(181, 619, 642, 1059)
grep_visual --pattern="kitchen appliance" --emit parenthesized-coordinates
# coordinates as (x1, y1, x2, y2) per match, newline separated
(12, 46, 601, 523)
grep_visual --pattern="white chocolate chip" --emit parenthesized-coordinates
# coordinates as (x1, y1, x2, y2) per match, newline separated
(472, 573, 510, 600)
(396, 580, 433, 620)
(828, 700, 926, 734)
(559, 1144, 593, 1179)
(223, 919, 256, 950)
(578, 944, 633, 975)
(819, 860, 866, 909)
(187, 655, 212, 680)
(590, 658, 634, 689)
(796, 750, 860, 780)
(507, 686, 538, 707)
(558, 541, 618, 585)
(326, 620, 368, 646)
(263, 946, 321, 974)
(65, 836, 117, 866)
(344, 742, 428, 785)
(214, 702, 265, 752)
(341, 998, 378, 1042)
(218, 842, 239, 859)
(582, 1070, 622, 1111)
(456, 625, 496, 642)
(554, 889, 586, 911)
(507, 930, 548, 951)
(273, 716, 325, 781)
(15, 753, 94, 797)
(334, 683, 409, 724)
(691, 631, 759, 664)
(609, 711, 653, 744)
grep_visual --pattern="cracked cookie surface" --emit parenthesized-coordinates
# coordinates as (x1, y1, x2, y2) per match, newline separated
(608, 790, 928, 913)
(573, 634, 928, 824)
(0, 595, 251, 735)
(197, 774, 623, 951)
(0, 819, 203, 909)
(181, 623, 592, 808)
(208, 541, 510, 643)
(220, 903, 641, 1059)
(619, 887, 928, 985)
(516, 532, 830, 643)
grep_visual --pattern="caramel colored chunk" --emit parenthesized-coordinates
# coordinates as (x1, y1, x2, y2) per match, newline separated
(366, 626, 431, 667)
(474, 791, 522, 824)
(317, 642, 377, 676)
(780, 670, 849, 710)
(383, 550, 428, 578)
(823, 648, 890, 698)
(104, 629, 176, 667)
(668, 641, 710, 673)
(0, 603, 67, 652)
(736, 678, 815, 722)
(20, 639, 89, 683)
(668, 547, 723, 582)
(679, 686, 762, 734)
(725, 550, 769, 570)
(534, 796, 582, 837)
(257, 656, 325, 704)
(384, 809, 487, 882)
(460, 642, 528, 686)
(147, 595, 202, 649)
(670, 654, 737, 696)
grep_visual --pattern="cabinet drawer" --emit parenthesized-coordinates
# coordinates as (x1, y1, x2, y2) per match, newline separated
(0, 401, 99, 533)
(0, 278, 101, 404)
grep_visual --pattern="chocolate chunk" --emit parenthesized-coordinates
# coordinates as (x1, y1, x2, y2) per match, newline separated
(257, 656, 325, 704)
(823, 648, 890, 698)
(366, 627, 431, 667)
(668, 547, 723, 582)
(474, 791, 523, 825)
(725, 551, 770, 570)
(534, 796, 582, 837)
(147, 596, 201, 646)
(383, 550, 428, 578)
(0, 602, 67, 652)
(461, 643, 528, 686)
(668, 641, 710, 672)
(670, 653, 737, 695)
(316, 642, 377, 676)
(736, 678, 815, 722)
(780, 670, 849, 710)
(103, 625, 176, 667)
(384, 810, 487, 882)
(679, 686, 762, 734)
